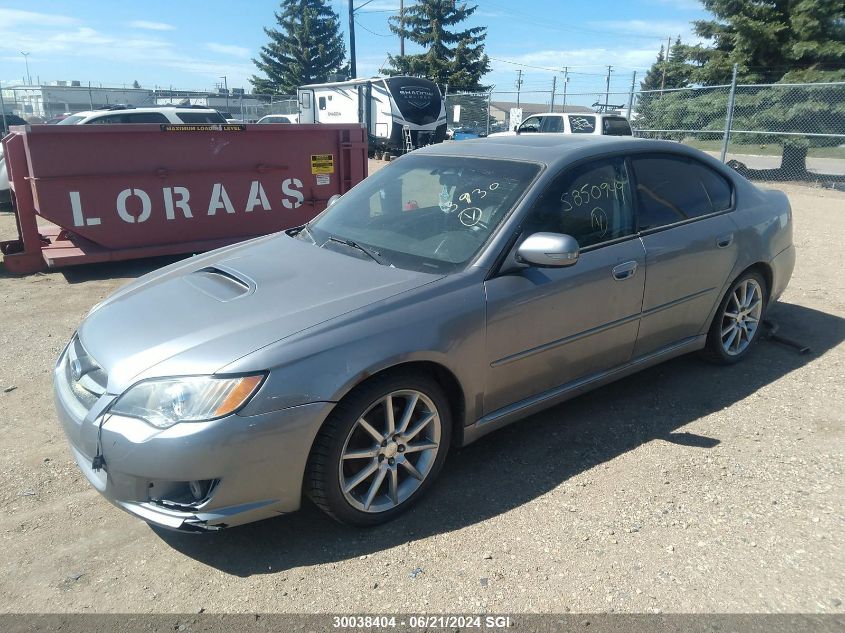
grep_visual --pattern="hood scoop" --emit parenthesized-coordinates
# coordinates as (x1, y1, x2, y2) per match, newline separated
(182, 266, 254, 302)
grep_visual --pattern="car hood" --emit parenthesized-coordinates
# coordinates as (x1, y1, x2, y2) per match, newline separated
(78, 233, 442, 392)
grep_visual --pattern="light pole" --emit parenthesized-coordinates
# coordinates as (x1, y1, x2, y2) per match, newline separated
(220, 75, 229, 111)
(21, 51, 32, 85)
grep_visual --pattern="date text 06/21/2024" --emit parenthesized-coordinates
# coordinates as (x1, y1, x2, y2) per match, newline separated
(332, 615, 513, 629)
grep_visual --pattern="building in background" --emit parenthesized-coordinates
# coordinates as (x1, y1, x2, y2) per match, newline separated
(0, 83, 299, 123)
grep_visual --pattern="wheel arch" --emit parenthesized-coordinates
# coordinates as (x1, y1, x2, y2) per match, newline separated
(743, 261, 773, 305)
(308, 360, 468, 464)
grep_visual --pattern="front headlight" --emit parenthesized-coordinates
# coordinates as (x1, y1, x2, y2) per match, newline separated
(109, 374, 265, 429)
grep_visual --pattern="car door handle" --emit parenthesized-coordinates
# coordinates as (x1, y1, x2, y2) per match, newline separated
(716, 233, 734, 248)
(612, 261, 638, 281)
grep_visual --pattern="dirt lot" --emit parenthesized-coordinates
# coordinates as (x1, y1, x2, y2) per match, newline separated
(0, 174, 842, 614)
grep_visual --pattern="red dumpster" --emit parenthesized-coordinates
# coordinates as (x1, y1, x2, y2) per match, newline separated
(0, 123, 367, 273)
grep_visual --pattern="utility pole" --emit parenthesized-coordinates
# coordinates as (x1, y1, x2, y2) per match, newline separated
(604, 65, 613, 112)
(220, 75, 228, 111)
(515, 69, 523, 109)
(562, 67, 568, 111)
(659, 36, 671, 94)
(550, 75, 556, 112)
(626, 70, 637, 119)
(399, 0, 405, 57)
(348, 0, 357, 78)
(20, 51, 31, 85)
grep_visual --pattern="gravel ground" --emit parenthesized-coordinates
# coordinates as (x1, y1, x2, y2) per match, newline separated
(0, 173, 842, 614)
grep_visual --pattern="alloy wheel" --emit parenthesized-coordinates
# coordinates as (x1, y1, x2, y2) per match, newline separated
(720, 278, 763, 356)
(338, 390, 441, 513)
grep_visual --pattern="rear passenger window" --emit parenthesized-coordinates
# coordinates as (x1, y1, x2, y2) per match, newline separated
(542, 116, 563, 133)
(631, 155, 733, 230)
(87, 114, 126, 124)
(176, 112, 226, 124)
(125, 112, 169, 123)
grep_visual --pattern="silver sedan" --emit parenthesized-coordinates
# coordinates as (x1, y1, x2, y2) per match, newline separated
(54, 135, 795, 530)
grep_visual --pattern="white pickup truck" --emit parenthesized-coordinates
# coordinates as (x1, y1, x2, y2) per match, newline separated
(488, 112, 632, 138)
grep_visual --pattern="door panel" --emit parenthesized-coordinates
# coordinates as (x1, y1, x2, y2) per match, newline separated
(635, 215, 737, 356)
(484, 239, 646, 413)
(630, 153, 739, 357)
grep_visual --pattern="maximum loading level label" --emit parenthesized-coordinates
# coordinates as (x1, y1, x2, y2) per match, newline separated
(311, 153, 335, 174)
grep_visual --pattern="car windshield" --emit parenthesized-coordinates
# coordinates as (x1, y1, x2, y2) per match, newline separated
(304, 155, 541, 273)
(57, 115, 86, 125)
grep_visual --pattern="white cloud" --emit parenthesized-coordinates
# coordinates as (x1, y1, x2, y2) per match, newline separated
(0, 15, 253, 87)
(128, 20, 176, 31)
(205, 43, 251, 58)
(589, 19, 693, 38)
(0, 8, 78, 27)
(492, 47, 663, 75)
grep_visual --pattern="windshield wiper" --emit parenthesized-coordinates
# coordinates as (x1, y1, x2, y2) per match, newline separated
(325, 235, 392, 266)
(297, 224, 317, 244)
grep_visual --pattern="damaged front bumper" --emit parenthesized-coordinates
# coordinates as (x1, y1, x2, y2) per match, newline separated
(54, 345, 335, 532)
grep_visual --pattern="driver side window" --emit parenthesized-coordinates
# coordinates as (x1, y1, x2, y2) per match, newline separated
(518, 116, 542, 133)
(523, 157, 635, 248)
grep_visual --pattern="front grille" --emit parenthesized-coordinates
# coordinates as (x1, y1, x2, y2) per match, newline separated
(63, 336, 107, 410)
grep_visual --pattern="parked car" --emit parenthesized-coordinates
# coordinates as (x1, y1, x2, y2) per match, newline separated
(54, 135, 794, 531)
(57, 106, 227, 125)
(488, 112, 632, 137)
(257, 114, 298, 124)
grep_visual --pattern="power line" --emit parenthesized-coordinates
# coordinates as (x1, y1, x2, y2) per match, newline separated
(488, 56, 608, 75)
(355, 19, 392, 37)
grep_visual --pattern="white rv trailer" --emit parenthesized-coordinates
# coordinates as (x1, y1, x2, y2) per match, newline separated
(297, 76, 447, 154)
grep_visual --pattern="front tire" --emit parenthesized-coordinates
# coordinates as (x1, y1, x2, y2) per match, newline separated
(305, 371, 452, 526)
(702, 270, 767, 364)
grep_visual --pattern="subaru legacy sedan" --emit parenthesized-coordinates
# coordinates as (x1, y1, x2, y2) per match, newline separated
(54, 135, 795, 531)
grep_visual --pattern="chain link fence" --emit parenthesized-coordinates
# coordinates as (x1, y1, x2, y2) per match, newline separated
(447, 82, 845, 187)
(0, 83, 298, 123)
(3, 79, 843, 186)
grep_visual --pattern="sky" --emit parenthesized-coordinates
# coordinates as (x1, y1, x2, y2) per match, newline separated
(0, 0, 709, 99)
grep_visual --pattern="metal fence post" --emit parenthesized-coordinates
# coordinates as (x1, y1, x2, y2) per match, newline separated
(720, 64, 739, 163)
(626, 71, 636, 119)
(486, 90, 492, 136)
(0, 87, 8, 132)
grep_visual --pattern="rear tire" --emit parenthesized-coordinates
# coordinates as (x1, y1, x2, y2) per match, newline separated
(305, 370, 452, 526)
(701, 270, 767, 365)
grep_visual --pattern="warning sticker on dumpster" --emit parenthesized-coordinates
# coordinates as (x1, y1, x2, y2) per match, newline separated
(311, 154, 335, 174)
(160, 124, 246, 132)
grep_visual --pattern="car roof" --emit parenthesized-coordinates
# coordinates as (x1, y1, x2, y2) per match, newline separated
(412, 135, 710, 169)
(73, 107, 219, 117)
(525, 112, 626, 118)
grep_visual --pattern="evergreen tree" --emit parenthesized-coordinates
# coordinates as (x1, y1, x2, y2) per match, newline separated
(640, 45, 665, 91)
(132, 80, 141, 89)
(640, 38, 692, 92)
(637, 1, 845, 178)
(686, 0, 845, 84)
(386, 0, 490, 92)
(251, 0, 347, 94)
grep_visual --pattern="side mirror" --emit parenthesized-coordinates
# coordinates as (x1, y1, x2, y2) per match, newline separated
(513, 126, 520, 134)
(516, 232, 579, 267)
(326, 194, 342, 208)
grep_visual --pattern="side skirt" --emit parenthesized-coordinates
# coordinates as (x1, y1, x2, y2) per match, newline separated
(461, 335, 706, 446)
